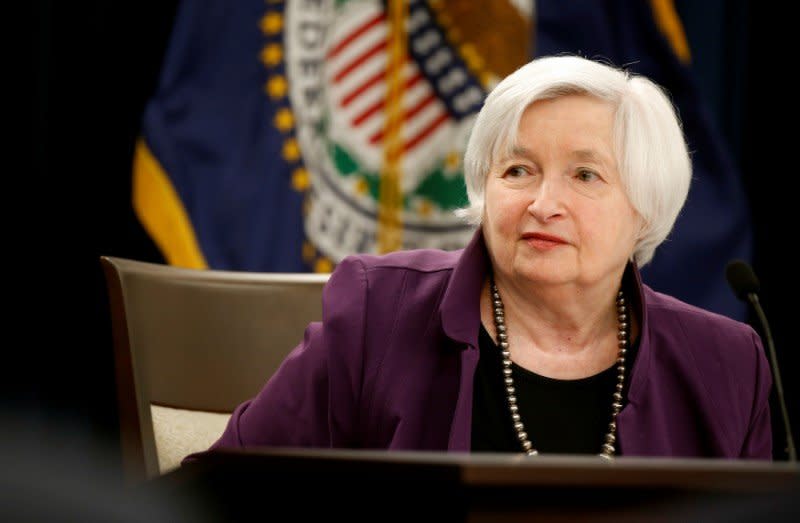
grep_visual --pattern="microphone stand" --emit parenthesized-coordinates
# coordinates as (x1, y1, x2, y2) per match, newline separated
(747, 292, 797, 462)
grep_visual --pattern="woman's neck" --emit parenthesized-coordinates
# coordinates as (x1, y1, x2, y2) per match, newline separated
(480, 272, 626, 379)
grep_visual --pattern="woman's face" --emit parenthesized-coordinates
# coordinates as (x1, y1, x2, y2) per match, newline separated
(483, 94, 642, 289)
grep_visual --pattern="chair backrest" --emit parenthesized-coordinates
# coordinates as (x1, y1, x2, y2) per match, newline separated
(100, 256, 329, 482)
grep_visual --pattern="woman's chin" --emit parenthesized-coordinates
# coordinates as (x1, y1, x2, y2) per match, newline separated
(514, 263, 576, 286)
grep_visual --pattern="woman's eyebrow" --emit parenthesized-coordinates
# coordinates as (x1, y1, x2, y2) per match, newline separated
(502, 145, 535, 161)
(572, 149, 610, 165)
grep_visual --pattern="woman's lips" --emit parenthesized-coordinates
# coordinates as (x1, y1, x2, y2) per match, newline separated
(522, 232, 568, 251)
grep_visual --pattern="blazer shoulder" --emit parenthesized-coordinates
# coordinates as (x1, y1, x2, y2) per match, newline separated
(344, 247, 463, 274)
(324, 249, 460, 309)
(643, 285, 761, 356)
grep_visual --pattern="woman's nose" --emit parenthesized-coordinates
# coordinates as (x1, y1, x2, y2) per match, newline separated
(526, 178, 566, 221)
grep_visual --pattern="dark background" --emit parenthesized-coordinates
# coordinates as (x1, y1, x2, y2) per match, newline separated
(21, 0, 796, 484)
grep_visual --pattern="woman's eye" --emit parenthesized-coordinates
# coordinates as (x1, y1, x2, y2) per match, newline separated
(505, 166, 528, 178)
(576, 169, 598, 182)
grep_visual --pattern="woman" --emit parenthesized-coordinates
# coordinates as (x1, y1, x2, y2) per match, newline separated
(200, 55, 772, 458)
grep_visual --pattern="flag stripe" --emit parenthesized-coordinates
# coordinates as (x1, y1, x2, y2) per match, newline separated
(352, 98, 385, 128)
(326, 12, 386, 59)
(403, 91, 437, 123)
(334, 40, 388, 83)
(351, 71, 425, 127)
(649, 0, 691, 63)
(367, 91, 437, 141)
(404, 111, 449, 152)
(341, 67, 387, 108)
(132, 138, 207, 269)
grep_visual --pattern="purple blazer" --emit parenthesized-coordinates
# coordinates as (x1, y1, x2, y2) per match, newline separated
(206, 229, 772, 459)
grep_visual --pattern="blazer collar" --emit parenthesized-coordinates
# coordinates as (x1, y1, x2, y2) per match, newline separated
(623, 260, 650, 405)
(440, 227, 487, 348)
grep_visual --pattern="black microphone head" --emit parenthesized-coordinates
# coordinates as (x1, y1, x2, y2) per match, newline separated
(725, 259, 760, 301)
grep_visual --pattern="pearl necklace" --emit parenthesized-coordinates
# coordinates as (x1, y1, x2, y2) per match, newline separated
(489, 277, 629, 459)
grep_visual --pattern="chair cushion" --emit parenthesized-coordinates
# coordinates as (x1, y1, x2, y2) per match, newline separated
(150, 404, 230, 473)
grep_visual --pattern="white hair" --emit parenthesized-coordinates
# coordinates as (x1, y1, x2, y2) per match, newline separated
(458, 55, 692, 267)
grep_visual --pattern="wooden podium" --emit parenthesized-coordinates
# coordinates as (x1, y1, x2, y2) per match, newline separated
(150, 448, 799, 522)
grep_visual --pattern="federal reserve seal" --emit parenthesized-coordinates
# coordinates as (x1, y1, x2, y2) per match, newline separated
(284, 0, 532, 261)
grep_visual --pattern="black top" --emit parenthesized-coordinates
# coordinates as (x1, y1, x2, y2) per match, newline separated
(471, 324, 639, 455)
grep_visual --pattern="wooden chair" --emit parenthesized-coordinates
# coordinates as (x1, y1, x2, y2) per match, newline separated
(100, 256, 328, 482)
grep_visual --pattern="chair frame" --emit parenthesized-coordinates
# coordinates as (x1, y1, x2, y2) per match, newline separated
(100, 256, 328, 481)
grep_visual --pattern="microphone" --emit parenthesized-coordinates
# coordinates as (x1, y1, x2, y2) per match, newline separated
(725, 260, 796, 462)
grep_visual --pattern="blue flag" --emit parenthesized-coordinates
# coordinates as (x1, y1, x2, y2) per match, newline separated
(135, 0, 748, 320)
